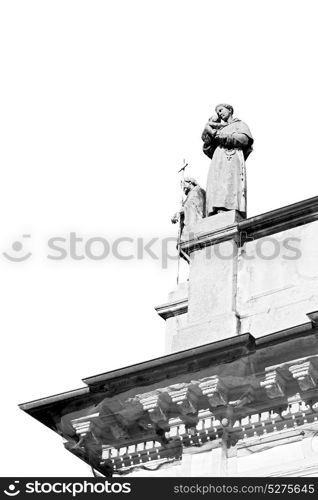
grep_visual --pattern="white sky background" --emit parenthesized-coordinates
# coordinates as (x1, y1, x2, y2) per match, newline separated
(1, 0, 318, 476)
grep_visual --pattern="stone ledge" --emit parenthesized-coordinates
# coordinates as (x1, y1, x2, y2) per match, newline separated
(239, 195, 318, 240)
(180, 211, 240, 254)
(180, 196, 318, 254)
(155, 298, 188, 320)
(254, 321, 317, 348)
(82, 333, 254, 391)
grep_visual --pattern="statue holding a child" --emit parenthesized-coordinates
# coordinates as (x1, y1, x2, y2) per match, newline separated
(201, 103, 253, 218)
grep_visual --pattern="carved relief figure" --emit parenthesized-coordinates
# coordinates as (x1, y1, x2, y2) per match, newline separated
(201, 104, 253, 218)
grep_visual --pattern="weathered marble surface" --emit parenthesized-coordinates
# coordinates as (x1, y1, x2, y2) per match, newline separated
(238, 219, 318, 338)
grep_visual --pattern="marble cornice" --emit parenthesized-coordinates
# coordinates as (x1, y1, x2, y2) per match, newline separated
(180, 222, 239, 254)
(20, 316, 318, 418)
(19, 320, 318, 477)
(19, 387, 90, 414)
(155, 297, 188, 319)
(180, 196, 318, 254)
(239, 195, 318, 241)
(82, 333, 254, 392)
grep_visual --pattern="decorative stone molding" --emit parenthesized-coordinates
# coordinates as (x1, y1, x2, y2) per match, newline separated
(289, 361, 318, 391)
(180, 220, 240, 254)
(138, 391, 171, 424)
(66, 388, 318, 475)
(71, 412, 130, 442)
(100, 393, 318, 474)
(167, 383, 201, 415)
(71, 413, 99, 437)
(99, 414, 129, 440)
(155, 298, 188, 320)
(229, 384, 255, 408)
(199, 376, 228, 407)
(239, 196, 318, 241)
(110, 422, 130, 441)
(260, 370, 286, 399)
(72, 420, 92, 437)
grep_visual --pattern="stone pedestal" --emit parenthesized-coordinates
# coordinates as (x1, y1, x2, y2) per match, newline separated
(157, 211, 243, 352)
(181, 213, 242, 350)
(156, 197, 318, 354)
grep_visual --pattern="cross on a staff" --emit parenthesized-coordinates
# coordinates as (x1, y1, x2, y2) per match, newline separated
(176, 159, 190, 285)
(178, 158, 189, 174)
(178, 158, 189, 206)
(178, 159, 189, 189)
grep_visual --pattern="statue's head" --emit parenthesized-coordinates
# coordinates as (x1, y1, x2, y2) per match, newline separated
(215, 103, 234, 122)
(181, 177, 198, 194)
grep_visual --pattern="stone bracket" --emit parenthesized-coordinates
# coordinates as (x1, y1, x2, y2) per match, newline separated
(199, 375, 228, 408)
(260, 369, 287, 399)
(71, 413, 99, 437)
(138, 391, 171, 425)
(167, 383, 201, 416)
(289, 360, 318, 391)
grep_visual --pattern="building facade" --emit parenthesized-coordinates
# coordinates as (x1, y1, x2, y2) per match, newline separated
(20, 198, 318, 477)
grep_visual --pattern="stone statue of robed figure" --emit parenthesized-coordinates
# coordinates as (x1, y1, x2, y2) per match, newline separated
(171, 177, 205, 238)
(201, 103, 253, 218)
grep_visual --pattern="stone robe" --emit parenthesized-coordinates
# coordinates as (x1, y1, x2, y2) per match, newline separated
(202, 119, 253, 217)
(181, 185, 206, 236)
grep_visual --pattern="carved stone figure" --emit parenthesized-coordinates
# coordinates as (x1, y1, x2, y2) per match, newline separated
(171, 177, 205, 235)
(201, 104, 253, 218)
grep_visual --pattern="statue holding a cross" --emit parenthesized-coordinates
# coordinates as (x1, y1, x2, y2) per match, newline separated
(171, 164, 205, 238)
